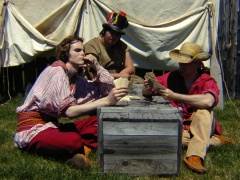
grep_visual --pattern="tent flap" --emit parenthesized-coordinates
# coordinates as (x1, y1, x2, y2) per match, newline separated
(0, 0, 219, 70)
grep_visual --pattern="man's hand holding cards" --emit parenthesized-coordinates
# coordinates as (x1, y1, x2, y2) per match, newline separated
(145, 72, 166, 90)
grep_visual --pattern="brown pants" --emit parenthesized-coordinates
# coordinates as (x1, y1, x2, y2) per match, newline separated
(182, 109, 221, 159)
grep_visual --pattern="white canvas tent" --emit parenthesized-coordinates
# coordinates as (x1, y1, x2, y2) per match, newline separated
(0, 0, 223, 108)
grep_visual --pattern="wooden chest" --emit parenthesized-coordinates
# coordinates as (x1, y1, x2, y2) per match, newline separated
(97, 106, 182, 176)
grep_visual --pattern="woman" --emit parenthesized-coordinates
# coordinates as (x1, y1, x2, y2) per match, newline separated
(84, 11, 135, 80)
(14, 35, 128, 170)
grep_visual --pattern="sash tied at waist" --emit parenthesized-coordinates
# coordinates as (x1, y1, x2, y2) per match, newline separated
(17, 112, 58, 132)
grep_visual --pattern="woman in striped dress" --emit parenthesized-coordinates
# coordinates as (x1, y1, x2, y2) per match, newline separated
(14, 35, 128, 170)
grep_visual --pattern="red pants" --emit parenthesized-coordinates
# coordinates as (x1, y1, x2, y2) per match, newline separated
(27, 116, 97, 159)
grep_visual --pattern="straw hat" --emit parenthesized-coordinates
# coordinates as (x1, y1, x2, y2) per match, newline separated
(102, 11, 129, 35)
(169, 42, 211, 63)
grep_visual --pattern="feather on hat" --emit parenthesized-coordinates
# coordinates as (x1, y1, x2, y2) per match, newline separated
(102, 11, 129, 35)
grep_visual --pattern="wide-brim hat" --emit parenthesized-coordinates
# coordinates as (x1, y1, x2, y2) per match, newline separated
(169, 42, 211, 63)
(102, 11, 129, 35)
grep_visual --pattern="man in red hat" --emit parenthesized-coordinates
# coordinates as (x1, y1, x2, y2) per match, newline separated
(142, 42, 236, 173)
(84, 11, 135, 80)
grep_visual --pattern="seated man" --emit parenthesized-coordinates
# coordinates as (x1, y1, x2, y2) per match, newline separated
(142, 42, 235, 173)
(84, 11, 135, 80)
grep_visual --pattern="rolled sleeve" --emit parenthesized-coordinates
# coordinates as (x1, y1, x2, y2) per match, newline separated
(203, 89, 219, 107)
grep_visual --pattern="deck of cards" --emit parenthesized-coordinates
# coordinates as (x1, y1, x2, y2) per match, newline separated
(114, 77, 133, 90)
(114, 77, 140, 101)
(145, 72, 166, 90)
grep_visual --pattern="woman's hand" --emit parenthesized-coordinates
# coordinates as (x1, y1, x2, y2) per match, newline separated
(105, 86, 129, 105)
(81, 54, 100, 71)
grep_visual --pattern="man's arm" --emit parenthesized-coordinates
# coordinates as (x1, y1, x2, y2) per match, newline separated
(110, 52, 135, 79)
(158, 88, 215, 109)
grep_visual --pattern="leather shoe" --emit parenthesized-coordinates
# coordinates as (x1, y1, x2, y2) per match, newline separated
(184, 156, 206, 173)
(213, 134, 236, 145)
(66, 154, 91, 170)
(84, 146, 92, 157)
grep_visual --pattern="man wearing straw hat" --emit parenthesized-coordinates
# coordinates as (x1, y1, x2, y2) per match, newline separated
(142, 42, 235, 173)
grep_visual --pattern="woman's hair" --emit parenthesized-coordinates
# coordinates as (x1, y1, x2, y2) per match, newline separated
(56, 35, 83, 63)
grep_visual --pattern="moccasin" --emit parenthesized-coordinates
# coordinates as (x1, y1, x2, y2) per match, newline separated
(84, 145, 92, 157)
(184, 156, 206, 173)
(66, 154, 91, 170)
(213, 134, 236, 145)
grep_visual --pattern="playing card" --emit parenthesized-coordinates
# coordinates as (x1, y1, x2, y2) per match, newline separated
(114, 77, 133, 90)
(145, 72, 166, 90)
(145, 72, 156, 79)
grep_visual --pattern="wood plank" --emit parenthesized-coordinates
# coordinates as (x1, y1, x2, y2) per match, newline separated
(128, 112, 153, 120)
(103, 121, 179, 135)
(102, 112, 181, 122)
(104, 153, 178, 160)
(103, 135, 179, 154)
(103, 156, 179, 175)
(98, 113, 104, 169)
(99, 107, 181, 114)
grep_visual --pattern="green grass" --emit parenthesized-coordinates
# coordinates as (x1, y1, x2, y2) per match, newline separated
(0, 98, 240, 180)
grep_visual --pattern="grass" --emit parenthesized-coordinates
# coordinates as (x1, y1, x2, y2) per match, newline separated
(0, 97, 240, 180)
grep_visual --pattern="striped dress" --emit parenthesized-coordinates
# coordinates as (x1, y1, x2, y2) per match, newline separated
(14, 60, 114, 148)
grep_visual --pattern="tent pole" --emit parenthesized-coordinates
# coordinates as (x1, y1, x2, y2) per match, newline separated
(0, 0, 7, 74)
(207, 2, 224, 109)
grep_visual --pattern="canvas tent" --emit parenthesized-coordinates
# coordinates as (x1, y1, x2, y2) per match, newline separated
(0, 0, 223, 107)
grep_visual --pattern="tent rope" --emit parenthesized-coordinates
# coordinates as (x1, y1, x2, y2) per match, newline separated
(207, 2, 240, 118)
(217, 42, 240, 118)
